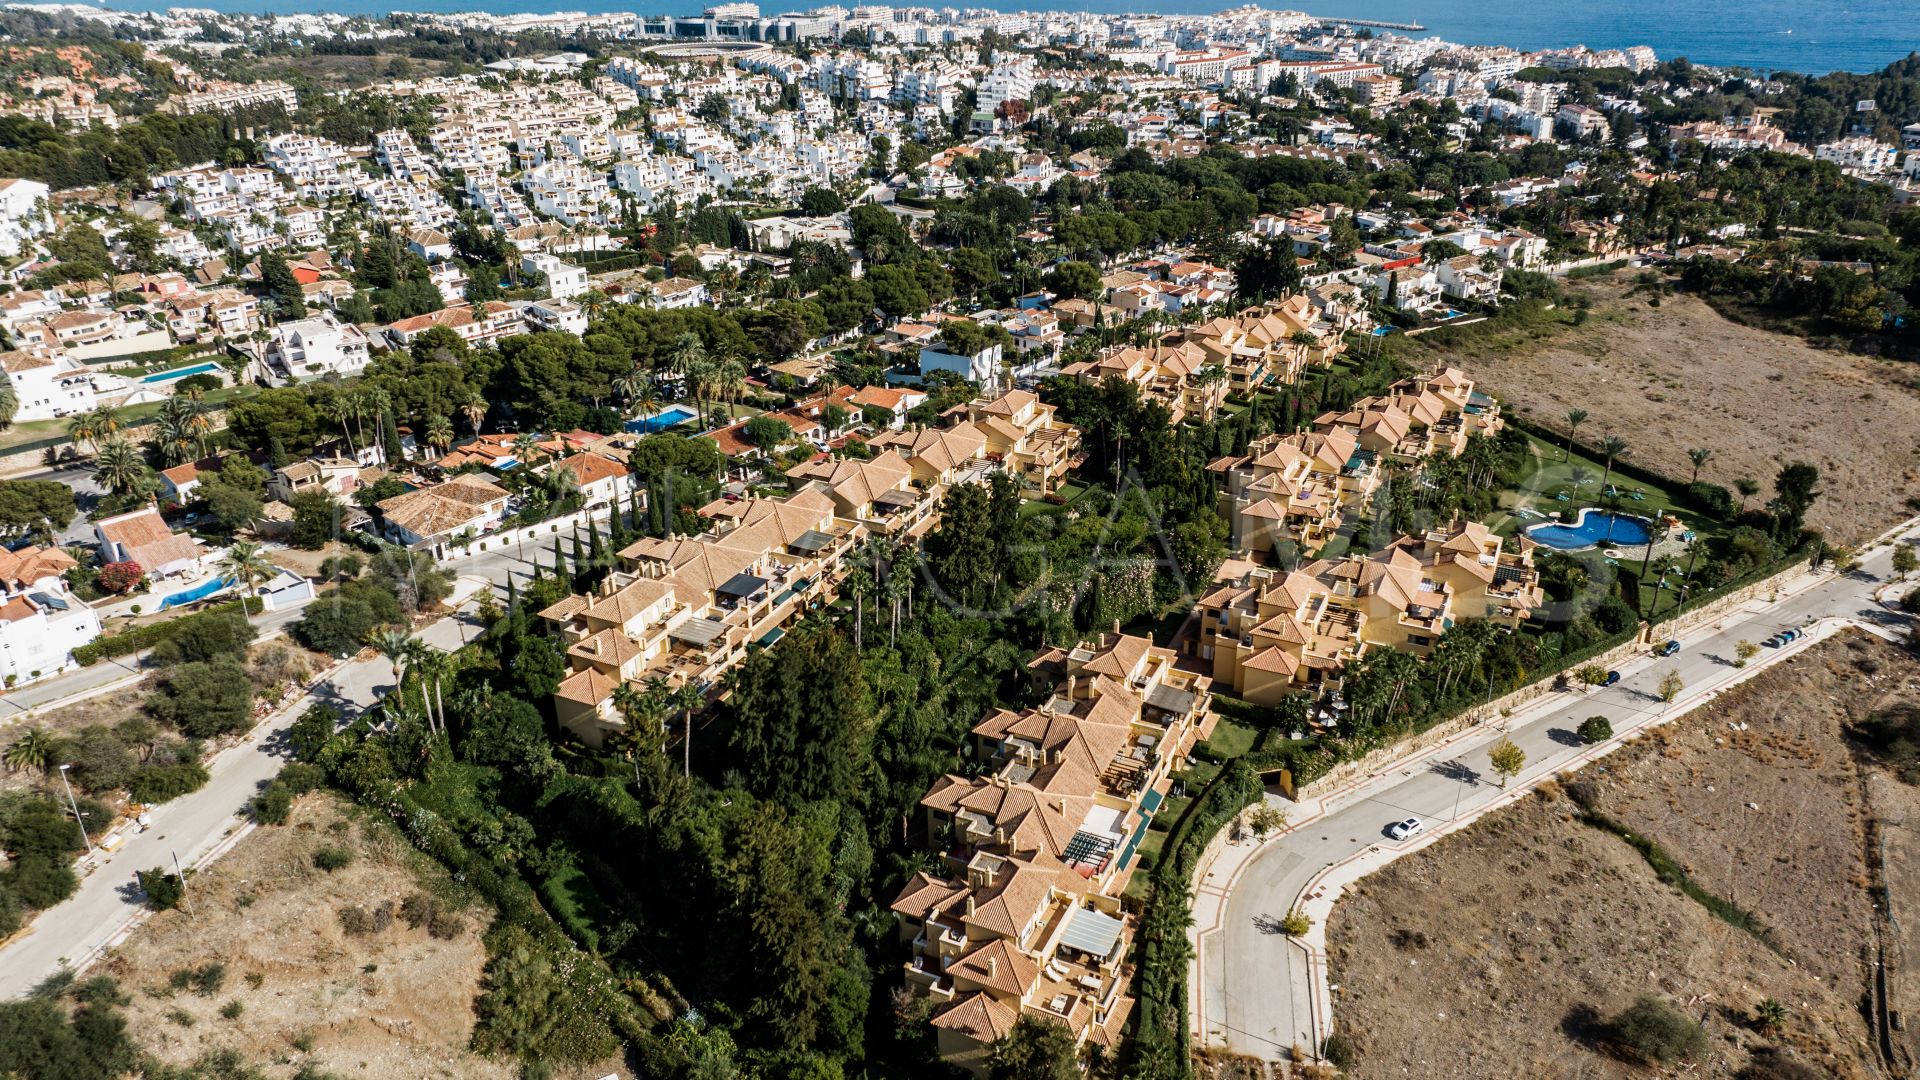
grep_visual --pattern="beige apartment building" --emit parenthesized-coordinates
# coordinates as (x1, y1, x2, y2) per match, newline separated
(1207, 427, 1379, 561)
(892, 632, 1215, 1074)
(960, 388, 1084, 497)
(1191, 520, 1545, 704)
(541, 487, 863, 746)
(1315, 365, 1503, 464)
(1059, 341, 1227, 424)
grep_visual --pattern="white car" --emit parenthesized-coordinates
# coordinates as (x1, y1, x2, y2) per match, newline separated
(1387, 817, 1425, 841)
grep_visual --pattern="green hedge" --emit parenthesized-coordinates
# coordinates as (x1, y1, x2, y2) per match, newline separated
(1646, 546, 1809, 626)
(1129, 758, 1262, 1077)
(71, 597, 263, 666)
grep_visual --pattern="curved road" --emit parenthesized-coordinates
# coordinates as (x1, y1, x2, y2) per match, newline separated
(1197, 527, 1916, 1060)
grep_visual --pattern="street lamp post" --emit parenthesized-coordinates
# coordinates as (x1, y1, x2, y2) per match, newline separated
(57, 763, 93, 856)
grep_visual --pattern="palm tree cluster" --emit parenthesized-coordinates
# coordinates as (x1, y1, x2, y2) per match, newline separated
(151, 390, 215, 467)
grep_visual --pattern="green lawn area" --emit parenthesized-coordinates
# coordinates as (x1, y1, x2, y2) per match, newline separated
(1205, 718, 1259, 759)
(0, 384, 250, 454)
(1490, 433, 1716, 539)
(1018, 478, 1091, 518)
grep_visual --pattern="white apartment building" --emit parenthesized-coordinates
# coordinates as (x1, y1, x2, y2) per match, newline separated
(1, 348, 99, 421)
(977, 57, 1037, 114)
(0, 178, 52, 258)
(1816, 137, 1901, 174)
(522, 252, 589, 300)
(270, 313, 372, 382)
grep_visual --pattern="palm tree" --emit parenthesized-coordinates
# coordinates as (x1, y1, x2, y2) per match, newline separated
(1686, 447, 1713, 484)
(1734, 477, 1759, 513)
(218, 540, 275, 621)
(320, 393, 357, 456)
(92, 439, 147, 497)
(66, 413, 99, 455)
(1563, 408, 1587, 462)
(407, 641, 444, 735)
(512, 431, 543, 467)
(612, 366, 647, 410)
(88, 406, 122, 445)
(425, 414, 454, 456)
(2, 726, 52, 773)
(0, 380, 17, 430)
(1596, 435, 1628, 501)
(716, 356, 749, 419)
(672, 681, 702, 778)
(459, 392, 487, 437)
(369, 627, 412, 694)
(844, 563, 873, 651)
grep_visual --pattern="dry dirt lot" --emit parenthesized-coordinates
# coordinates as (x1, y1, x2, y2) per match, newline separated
(100, 791, 517, 1080)
(1326, 631, 1920, 1079)
(1440, 276, 1920, 546)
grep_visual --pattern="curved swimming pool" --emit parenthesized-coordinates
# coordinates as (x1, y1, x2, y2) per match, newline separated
(1526, 509, 1653, 551)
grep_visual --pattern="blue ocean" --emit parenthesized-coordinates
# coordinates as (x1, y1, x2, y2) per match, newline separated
(93, 0, 1917, 75)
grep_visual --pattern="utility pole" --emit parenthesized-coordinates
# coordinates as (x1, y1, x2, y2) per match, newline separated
(58, 764, 92, 856)
(171, 849, 194, 916)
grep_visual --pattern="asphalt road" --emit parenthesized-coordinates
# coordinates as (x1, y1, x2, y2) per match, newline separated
(1202, 533, 1913, 1060)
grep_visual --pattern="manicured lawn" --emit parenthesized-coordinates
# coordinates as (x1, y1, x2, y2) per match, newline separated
(1018, 479, 1092, 518)
(1206, 717, 1260, 759)
(1491, 433, 1714, 539)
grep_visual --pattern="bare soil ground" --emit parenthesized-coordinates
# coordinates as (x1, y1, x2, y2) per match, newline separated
(1326, 631, 1920, 1079)
(101, 792, 516, 1080)
(1442, 276, 1920, 546)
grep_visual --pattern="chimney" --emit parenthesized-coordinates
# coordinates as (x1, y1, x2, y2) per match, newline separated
(986, 957, 998, 978)
(1068, 674, 1079, 698)
(965, 896, 975, 916)
(993, 826, 1005, 846)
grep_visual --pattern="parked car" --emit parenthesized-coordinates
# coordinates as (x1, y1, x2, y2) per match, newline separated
(1387, 817, 1425, 841)
(1655, 639, 1680, 657)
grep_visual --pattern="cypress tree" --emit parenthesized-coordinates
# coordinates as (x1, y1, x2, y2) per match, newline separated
(570, 528, 584, 567)
(267, 432, 289, 468)
(381, 410, 404, 465)
(588, 514, 606, 563)
(552, 536, 565, 575)
(506, 573, 519, 610)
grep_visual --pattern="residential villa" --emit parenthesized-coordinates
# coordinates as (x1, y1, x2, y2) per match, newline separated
(892, 631, 1215, 1074)
(94, 507, 207, 580)
(866, 422, 998, 491)
(542, 487, 863, 746)
(0, 545, 100, 685)
(1206, 428, 1378, 561)
(375, 473, 513, 553)
(1190, 520, 1545, 703)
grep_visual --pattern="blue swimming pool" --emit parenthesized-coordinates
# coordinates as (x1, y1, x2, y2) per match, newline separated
(159, 576, 232, 609)
(141, 361, 221, 385)
(624, 405, 699, 434)
(1526, 509, 1653, 551)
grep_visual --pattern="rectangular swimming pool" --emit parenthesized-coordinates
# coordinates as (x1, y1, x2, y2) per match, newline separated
(141, 361, 221, 385)
(624, 405, 699, 434)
